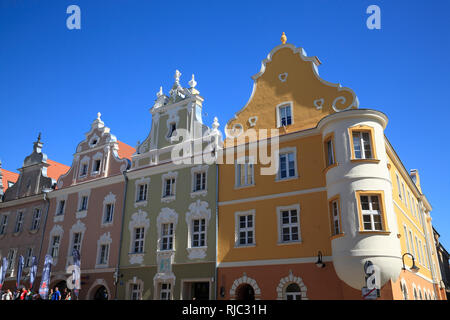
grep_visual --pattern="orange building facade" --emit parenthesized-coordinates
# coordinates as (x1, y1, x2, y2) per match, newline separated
(216, 36, 446, 300)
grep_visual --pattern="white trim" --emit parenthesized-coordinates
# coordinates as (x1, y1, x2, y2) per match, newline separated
(134, 176, 150, 208)
(102, 192, 116, 226)
(276, 271, 308, 300)
(234, 209, 256, 248)
(276, 204, 301, 244)
(275, 147, 298, 181)
(185, 200, 211, 260)
(78, 155, 90, 180)
(86, 278, 111, 300)
(229, 273, 261, 299)
(54, 194, 68, 223)
(90, 152, 103, 177)
(157, 207, 178, 252)
(161, 171, 178, 203)
(275, 101, 294, 128)
(66, 220, 86, 266)
(217, 256, 333, 268)
(128, 210, 150, 264)
(234, 156, 255, 188)
(76, 189, 91, 219)
(218, 187, 326, 207)
(95, 232, 112, 268)
(190, 165, 208, 198)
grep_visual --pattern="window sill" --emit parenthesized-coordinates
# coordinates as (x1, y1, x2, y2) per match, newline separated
(12, 231, 22, 237)
(54, 215, 64, 223)
(95, 264, 109, 269)
(358, 230, 390, 235)
(101, 222, 113, 228)
(76, 210, 87, 219)
(190, 190, 207, 198)
(28, 228, 39, 235)
(234, 243, 256, 248)
(161, 196, 175, 203)
(90, 171, 101, 177)
(350, 158, 380, 164)
(134, 200, 148, 208)
(187, 247, 207, 260)
(234, 184, 255, 190)
(275, 176, 299, 183)
(323, 163, 339, 174)
(330, 233, 345, 240)
(277, 240, 302, 246)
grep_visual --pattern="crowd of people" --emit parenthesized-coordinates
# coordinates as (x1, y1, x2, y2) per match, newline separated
(0, 286, 73, 300)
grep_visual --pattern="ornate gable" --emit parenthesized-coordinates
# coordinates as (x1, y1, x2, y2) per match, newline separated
(225, 34, 359, 139)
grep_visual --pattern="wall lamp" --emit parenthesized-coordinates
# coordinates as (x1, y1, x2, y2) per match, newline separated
(315, 251, 326, 268)
(401, 253, 420, 273)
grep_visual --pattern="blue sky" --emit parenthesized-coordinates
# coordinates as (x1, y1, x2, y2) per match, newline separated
(1, 0, 449, 247)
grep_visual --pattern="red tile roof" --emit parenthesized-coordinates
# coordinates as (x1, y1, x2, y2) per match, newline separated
(117, 141, 136, 160)
(46, 159, 70, 181)
(1, 169, 19, 192)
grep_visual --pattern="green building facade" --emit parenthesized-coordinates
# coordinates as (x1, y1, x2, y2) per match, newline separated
(116, 71, 221, 300)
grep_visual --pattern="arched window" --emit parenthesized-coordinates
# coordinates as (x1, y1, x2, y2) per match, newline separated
(285, 283, 301, 300)
(419, 289, 423, 300)
(400, 282, 408, 300)
(413, 288, 418, 300)
(236, 284, 255, 301)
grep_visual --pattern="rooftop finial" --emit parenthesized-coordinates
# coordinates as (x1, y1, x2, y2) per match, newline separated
(281, 32, 287, 44)
(174, 70, 181, 84)
(37, 132, 42, 143)
(97, 112, 102, 120)
(189, 74, 197, 88)
(157, 86, 163, 98)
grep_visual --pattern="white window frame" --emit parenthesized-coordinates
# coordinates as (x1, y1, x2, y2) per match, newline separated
(76, 189, 91, 219)
(276, 147, 298, 181)
(7, 248, 16, 272)
(128, 210, 150, 264)
(96, 232, 112, 268)
(160, 223, 174, 251)
(90, 152, 103, 176)
(235, 156, 255, 188)
(360, 195, 384, 231)
(285, 283, 302, 300)
(234, 210, 256, 247)
(396, 174, 402, 200)
(14, 211, 24, 233)
(66, 220, 86, 266)
(277, 204, 301, 244)
(161, 171, 178, 203)
(132, 227, 145, 254)
(409, 230, 416, 258)
(156, 207, 178, 253)
(24, 247, 34, 268)
(159, 282, 172, 300)
(78, 156, 90, 178)
(0, 214, 8, 235)
(276, 101, 294, 128)
(130, 282, 142, 300)
(185, 200, 211, 259)
(330, 199, 341, 236)
(191, 165, 208, 197)
(50, 235, 61, 259)
(351, 131, 373, 159)
(403, 224, 410, 254)
(102, 192, 116, 226)
(30, 208, 42, 231)
(325, 139, 335, 167)
(134, 177, 150, 208)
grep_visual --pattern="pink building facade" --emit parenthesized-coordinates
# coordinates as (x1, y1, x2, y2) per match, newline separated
(39, 113, 134, 300)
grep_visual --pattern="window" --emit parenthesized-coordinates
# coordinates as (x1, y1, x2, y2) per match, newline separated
(279, 207, 300, 243)
(93, 159, 101, 173)
(7, 249, 16, 270)
(424, 243, 429, 268)
(0, 215, 8, 235)
(80, 163, 88, 177)
(104, 203, 114, 224)
(191, 219, 206, 247)
(14, 211, 24, 233)
(401, 282, 408, 300)
(324, 136, 335, 167)
(79, 196, 88, 211)
(396, 174, 402, 200)
(413, 288, 418, 300)
(360, 195, 384, 231)
(51, 235, 60, 258)
(278, 104, 292, 127)
(31, 208, 41, 231)
(163, 178, 175, 198)
(236, 161, 254, 187)
(401, 183, 406, 205)
(72, 232, 82, 252)
(419, 240, 425, 267)
(130, 283, 141, 300)
(407, 192, 412, 210)
(160, 283, 171, 300)
(352, 131, 373, 159)
(419, 289, 423, 300)
(285, 283, 301, 300)
(403, 225, 410, 253)
(24, 248, 33, 268)
(160, 223, 174, 251)
(278, 152, 296, 180)
(57, 200, 65, 216)
(133, 227, 145, 253)
(408, 231, 415, 257)
(193, 172, 206, 192)
(167, 122, 177, 138)
(237, 214, 254, 246)
(137, 183, 148, 202)
(330, 199, 342, 236)
(98, 244, 109, 265)
(414, 236, 422, 265)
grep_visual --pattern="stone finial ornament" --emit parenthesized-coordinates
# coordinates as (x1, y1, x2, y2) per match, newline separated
(174, 70, 181, 84)
(157, 86, 163, 98)
(281, 32, 287, 44)
(189, 74, 197, 88)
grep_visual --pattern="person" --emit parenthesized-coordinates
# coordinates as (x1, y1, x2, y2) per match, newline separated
(51, 287, 61, 300)
(48, 288, 53, 300)
(3, 289, 13, 300)
(20, 288, 27, 300)
(65, 291, 72, 300)
(13, 289, 21, 300)
(25, 290, 33, 300)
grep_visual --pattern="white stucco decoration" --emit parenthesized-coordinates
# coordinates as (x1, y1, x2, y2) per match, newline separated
(314, 98, 324, 110)
(229, 273, 261, 300)
(157, 207, 178, 238)
(185, 200, 211, 260)
(248, 116, 258, 127)
(276, 270, 308, 300)
(278, 72, 288, 82)
(128, 210, 150, 232)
